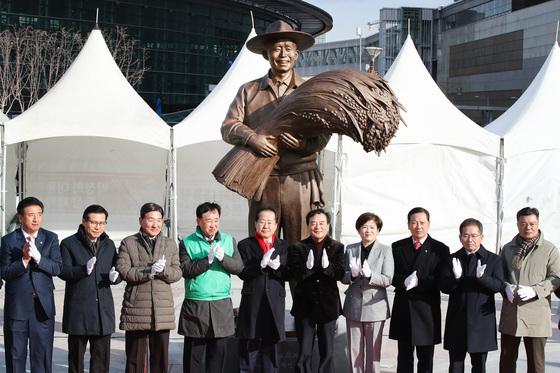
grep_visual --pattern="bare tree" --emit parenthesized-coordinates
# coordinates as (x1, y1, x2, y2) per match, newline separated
(0, 26, 148, 115)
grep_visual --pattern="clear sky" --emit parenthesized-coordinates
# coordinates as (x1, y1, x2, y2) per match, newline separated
(305, 0, 454, 42)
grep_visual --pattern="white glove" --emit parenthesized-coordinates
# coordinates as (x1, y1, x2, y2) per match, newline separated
(404, 270, 418, 291)
(151, 255, 166, 275)
(268, 256, 281, 270)
(349, 256, 360, 278)
(321, 248, 329, 269)
(452, 258, 462, 279)
(361, 259, 372, 278)
(29, 241, 41, 263)
(214, 244, 225, 261)
(86, 256, 97, 275)
(109, 266, 119, 283)
(504, 282, 516, 303)
(208, 245, 215, 264)
(261, 248, 275, 269)
(517, 285, 537, 301)
(306, 250, 314, 270)
(476, 259, 487, 279)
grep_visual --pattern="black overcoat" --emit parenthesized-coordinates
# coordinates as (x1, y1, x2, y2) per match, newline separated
(236, 236, 288, 341)
(389, 235, 450, 346)
(59, 225, 121, 336)
(441, 245, 504, 353)
(288, 236, 345, 323)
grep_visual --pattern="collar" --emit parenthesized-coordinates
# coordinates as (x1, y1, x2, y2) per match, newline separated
(22, 229, 37, 241)
(259, 69, 304, 91)
(412, 235, 428, 246)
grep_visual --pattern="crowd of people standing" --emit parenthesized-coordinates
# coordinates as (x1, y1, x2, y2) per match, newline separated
(1, 196, 559, 373)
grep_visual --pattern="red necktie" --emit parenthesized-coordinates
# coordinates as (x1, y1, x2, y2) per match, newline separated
(414, 241, 422, 251)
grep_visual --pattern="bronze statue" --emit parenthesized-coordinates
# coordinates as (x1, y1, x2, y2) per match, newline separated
(216, 20, 402, 244)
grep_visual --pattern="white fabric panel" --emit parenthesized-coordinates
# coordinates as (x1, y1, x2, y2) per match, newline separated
(500, 150, 560, 247)
(174, 28, 269, 148)
(24, 137, 168, 241)
(5, 144, 19, 229)
(5, 29, 169, 149)
(486, 43, 560, 156)
(176, 142, 249, 241)
(385, 36, 500, 157)
(340, 139, 499, 253)
(0, 112, 8, 122)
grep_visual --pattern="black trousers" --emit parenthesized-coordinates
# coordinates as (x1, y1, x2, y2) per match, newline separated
(125, 330, 170, 373)
(183, 337, 228, 373)
(239, 338, 279, 373)
(68, 334, 111, 373)
(295, 317, 336, 373)
(448, 349, 488, 373)
(396, 339, 435, 373)
(499, 333, 547, 373)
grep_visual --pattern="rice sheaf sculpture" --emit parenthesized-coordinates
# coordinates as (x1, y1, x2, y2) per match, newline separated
(212, 69, 404, 200)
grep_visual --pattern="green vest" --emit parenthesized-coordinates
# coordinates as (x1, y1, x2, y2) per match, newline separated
(182, 228, 234, 301)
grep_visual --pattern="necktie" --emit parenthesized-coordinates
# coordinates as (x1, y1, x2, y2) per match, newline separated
(414, 241, 422, 251)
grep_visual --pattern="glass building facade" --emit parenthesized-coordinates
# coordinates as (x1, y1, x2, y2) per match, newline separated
(0, 0, 331, 114)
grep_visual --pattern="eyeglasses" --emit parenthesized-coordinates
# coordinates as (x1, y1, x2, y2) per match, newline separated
(460, 233, 481, 239)
(87, 220, 107, 227)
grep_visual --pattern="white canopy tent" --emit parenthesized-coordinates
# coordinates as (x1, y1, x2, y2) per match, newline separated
(338, 35, 501, 251)
(2, 28, 170, 239)
(172, 28, 270, 240)
(485, 42, 560, 246)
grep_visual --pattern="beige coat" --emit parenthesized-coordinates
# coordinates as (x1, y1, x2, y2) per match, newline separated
(116, 232, 182, 331)
(499, 233, 560, 337)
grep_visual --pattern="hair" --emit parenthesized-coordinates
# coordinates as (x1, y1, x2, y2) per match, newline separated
(140, 202, 164, 219)
(17, 197, 44, 215)
(196, 202, 221, 219)
(407, 207, 430, 222)
(255, 206, 277, 222)
(355, 212, 383, 232)
(459, 218, 483, 234)
(516, 207, 539, 221)
(305, 208, 330, 225)
(82, 204, 108, 220)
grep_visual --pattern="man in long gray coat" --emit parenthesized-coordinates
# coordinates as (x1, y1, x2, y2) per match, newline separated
(499, 207, 560, 373)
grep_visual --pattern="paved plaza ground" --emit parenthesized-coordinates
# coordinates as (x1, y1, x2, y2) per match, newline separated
(1, 277, 560, 372)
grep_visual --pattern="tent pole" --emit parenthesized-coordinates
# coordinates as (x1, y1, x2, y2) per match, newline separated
(0, 123, 6, 236)
(169, 128, 178, 242)
(331, 134, 343, 240)
(495, 138, 505, 253)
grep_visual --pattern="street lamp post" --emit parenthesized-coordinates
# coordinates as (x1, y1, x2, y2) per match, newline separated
(356, 26, 363, 71)
(365, 46, 382, 74)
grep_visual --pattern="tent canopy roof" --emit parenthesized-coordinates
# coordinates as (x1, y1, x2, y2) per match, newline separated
(384, 35, 499, 157)
(173, 28, 270, 148)
(485, 42, 560, 156)
(5, 29, 170, 149)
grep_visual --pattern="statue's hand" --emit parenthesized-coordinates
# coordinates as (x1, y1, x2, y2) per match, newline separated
(279, 133, 305, 150)
(247, 134, 278, 157)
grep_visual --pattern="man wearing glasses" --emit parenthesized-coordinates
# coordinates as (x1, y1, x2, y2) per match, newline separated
(441, 218, 504, 373)
(499, 207, 560, 373)
(59, 204, 121, 373)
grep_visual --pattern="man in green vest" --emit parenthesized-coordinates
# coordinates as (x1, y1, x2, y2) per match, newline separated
(178, 202, 243, 373)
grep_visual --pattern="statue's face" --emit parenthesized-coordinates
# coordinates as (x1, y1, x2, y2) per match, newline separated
(265, 40, 299, 76)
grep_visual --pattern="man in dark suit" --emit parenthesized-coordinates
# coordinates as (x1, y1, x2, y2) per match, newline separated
(288, 209, 345, 373)
(59, 204, 121, 373)
(1, 196, 63, 373)
(441, 218, 504, 373)
(389, 207, 450, 373)
(236, 206, 288, 372)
